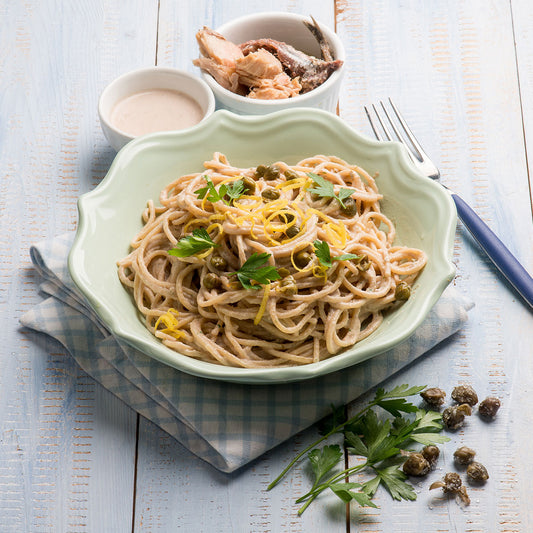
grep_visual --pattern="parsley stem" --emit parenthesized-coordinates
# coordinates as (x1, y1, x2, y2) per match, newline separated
(267, 403, 377, 491)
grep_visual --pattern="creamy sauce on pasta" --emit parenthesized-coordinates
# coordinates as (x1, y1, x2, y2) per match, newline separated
(110, 89, 204, 136)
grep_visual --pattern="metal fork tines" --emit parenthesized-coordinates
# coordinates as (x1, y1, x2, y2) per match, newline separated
(364, 98, 440, 181)
(364, 97, 533, 310)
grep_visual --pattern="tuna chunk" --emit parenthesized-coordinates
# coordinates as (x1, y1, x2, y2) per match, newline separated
(248, 73, 302, 99)
(235, 49, 283, 87)
(195, 27, 243, 67)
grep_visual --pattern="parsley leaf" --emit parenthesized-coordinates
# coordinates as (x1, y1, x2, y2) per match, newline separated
(313, 240, 361, 268)
(328, 483, 378, 508)
(229, 252, 281, 290)
(308, 445, 343, 486)
(371, 464, 417, 501)
(194, 176, 245, 205)
(168, 228, 218, 257)
(307, 172, 356, 208)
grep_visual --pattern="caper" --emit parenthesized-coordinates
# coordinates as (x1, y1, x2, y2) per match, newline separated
(278, 211, 295, 224)
(430, 472, 471, 505)
(395, 281, 411, 301)
(422, 445, 440, 467)
(277, 267, 291, 278)
(467, 462, 489, 482)
(278, 276, 298, 297)
(241, 176, 256, 194)
(451, 384, 478, 406)
(402, 452, 430, 476)
(263, 165, 281, 180)
(285, 225, 300, 239)
(454, 446, 476, 465)
(478, 396, 501, 418)
(355, 254, 370, 272)
(294, 250, 311, 269)
(261, 187, 280, 201)
(203, 272, 221, 290)
(254, 164, 268, 179)
(420, 387, 446, 408)
(310, 192, 322, 202)
(284, 169, 300, 181)
(442, 403, 472, 430)
(210, 255, 227, 271)
(341, 197, 357, 217)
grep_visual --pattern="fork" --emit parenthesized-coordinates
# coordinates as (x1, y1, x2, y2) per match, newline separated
(365, 98, 533, 309)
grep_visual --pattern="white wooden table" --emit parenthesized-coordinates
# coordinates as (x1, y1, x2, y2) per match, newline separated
(2, 1, 533, 531)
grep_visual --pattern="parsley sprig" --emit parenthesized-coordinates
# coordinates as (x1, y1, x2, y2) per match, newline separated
(168, 228, 218, 257)
(229, 252, 281, 290)
(307, 172, 356, 208)
(268, 384, 450, 515)
(195, 176, 245, 205)
(313, 239, 361, 268)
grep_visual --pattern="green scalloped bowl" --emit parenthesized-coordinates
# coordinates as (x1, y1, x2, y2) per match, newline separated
(69, 109, 456, 384)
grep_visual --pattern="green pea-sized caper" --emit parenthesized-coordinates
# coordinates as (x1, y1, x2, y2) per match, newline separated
(284, 169, 300, 181)
(263, 165, 281, 180)
(203, 272, 221, 290)
(279, 211, 295, 224)
(294, 251, 311, 269)
(278, 276, 298, 297)
(254, 165, 268, 179)
(355, 254, 370, 272)
(285, 225, 300, 239)
(241, 176, 256, 194)
(261, 187, 280, 201)
(210, 255, 228, 271)
(277, 267, 291, 278)
(341, 197, 357, 217)
(395, 281, 411, 301)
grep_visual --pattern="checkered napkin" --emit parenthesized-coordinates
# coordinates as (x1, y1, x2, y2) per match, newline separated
(20, 233, 472, 473)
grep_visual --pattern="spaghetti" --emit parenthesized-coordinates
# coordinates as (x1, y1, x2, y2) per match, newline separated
(117, 153, 427, 368)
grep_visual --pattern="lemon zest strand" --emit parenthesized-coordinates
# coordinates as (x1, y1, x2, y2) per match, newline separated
(154, 308, 185, 340)
(254, 284, 271, 325)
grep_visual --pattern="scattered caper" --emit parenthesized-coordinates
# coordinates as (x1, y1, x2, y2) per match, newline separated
(402, 452, 430, 476)
(478, 397, 501, 418)
(467, 461, 489, 483)
(241, 176, 256, 194)
(261, 187, 280, 201)
(263, 165, 281, 180)
(277, 267, 291, 278)
(254, 164, 268, 179)
(454, 446, 476, 465)
(294, 250, 311, 269)
(420, 387, 446, 408)
(422, 445, 440, 467)
(284, 169, 300, 181)
(285, 225, 300, 239)
(395, 281, 411, 301)
(430, 472, 471, 505)
(277, 276, 298, 297)
(341, 197, 357, 217)
(210, 255, 227, 271)
(451, 385, 479, 406)
(203, 272, 221, 290)
(442, 403, 472, 430)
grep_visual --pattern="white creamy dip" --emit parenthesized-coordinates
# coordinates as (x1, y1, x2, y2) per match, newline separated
(110, 89, 204, 136)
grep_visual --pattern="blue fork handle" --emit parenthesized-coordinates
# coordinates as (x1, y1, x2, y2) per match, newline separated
(452, 193, 533, 308)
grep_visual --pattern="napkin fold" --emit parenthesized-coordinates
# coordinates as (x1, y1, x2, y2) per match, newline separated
(20, 233, 472, 473)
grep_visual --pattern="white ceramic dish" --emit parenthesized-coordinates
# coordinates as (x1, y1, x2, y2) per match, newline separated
(99, 66, 215, 151)
(69, 108, 457, 384)
(197, 12, 345, 114)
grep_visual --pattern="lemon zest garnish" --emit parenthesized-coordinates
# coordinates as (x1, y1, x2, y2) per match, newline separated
(154, 308, 185, 340)
(290, 241, 315, 273)
(254, 284, 271, 325)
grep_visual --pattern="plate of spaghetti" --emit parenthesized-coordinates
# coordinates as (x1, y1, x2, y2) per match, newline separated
(69, 108, 456, 383)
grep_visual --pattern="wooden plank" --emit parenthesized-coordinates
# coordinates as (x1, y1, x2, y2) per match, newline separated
(132, 2, 349, 531)
(337, 0, 532, 531)
(0, 0, 159, 530)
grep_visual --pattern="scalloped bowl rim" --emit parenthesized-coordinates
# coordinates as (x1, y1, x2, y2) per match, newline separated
(69, 109, 456, 384)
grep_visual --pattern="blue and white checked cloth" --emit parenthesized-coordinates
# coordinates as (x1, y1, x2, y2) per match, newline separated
(20, 233, 472, 473)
